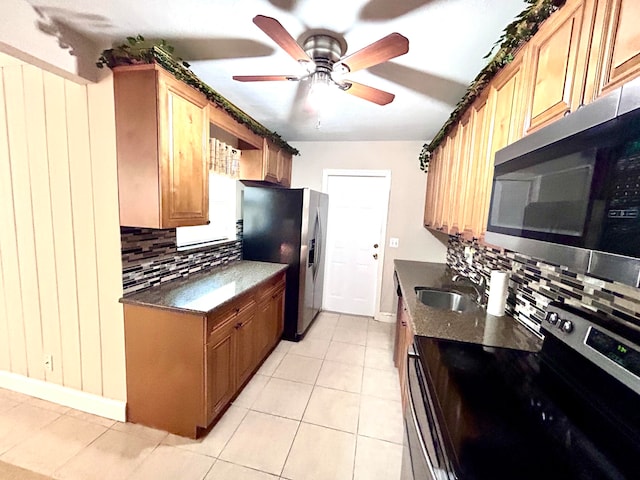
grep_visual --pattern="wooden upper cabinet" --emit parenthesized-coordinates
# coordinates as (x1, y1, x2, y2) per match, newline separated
(436, 135, 453, 232)
(278, 150, 293, 187)
(449, 114, 473, 236)
(586, 0, 640, 100)
(469, 94, 493, 239)
(113, 64, 209, 228)
(423, 147, 440, 229)
(263, 140, 280, 184)
(523, 0, 596, 133)
(488, 55, 526, 154)
(240, 138, 291, 187)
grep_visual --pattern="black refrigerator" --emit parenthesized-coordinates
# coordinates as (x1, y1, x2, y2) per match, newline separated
(243, 187, 329, 341)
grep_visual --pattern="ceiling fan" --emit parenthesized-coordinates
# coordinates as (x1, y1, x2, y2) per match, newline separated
(232, 15, 409, 106)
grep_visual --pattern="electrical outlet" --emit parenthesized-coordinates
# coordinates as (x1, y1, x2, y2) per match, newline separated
(43, 354, 53, 372)
(389, 237, 399, 248)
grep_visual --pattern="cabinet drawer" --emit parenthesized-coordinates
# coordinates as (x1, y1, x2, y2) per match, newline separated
(207, 294, 255, 341)
(257, 273, 286, 303)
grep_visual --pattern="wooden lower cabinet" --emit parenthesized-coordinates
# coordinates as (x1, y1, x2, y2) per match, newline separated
(205, 317, 236, 424)
(124, 271, 286, 438)
(255, 278, 285, 362)
(394, 295, 414, 411)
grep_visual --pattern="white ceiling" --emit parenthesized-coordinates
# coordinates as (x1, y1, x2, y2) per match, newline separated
(28, 0, 527, 142)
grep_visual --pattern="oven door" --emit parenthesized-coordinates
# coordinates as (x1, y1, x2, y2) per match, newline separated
(404, 342, 456, 480)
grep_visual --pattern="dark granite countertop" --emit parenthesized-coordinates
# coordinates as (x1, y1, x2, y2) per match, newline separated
(394, 260, 542, 352)
(120, 260, 288, 315)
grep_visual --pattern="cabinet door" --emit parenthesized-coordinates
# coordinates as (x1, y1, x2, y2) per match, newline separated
(255, 298, 273, 362)
(263, 140, 280, 184)
(450, 114, 473, 235)
(423, 146, 443, 230)
(278, 150, 292, 187)
(468, 95, 493, 239)
(435, 136, 453, 232)
(158, 76, 209, 228)
(205, 317, 236, 422)
(255, 283, 285, 362)
(523, 0, 594, 133)
(235, 309, 258, 387)
(272, 285, 285, 342)
(395, 296, 412, 411)
(488, 57, 526, 155)
(586, 0, 640, 99)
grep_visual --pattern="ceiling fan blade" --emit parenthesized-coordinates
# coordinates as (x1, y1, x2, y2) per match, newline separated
(338, 33, 409, 73)
(253, 15, 312, 63)
(342, 81, 395, 105)
(233, 75, 298, 82)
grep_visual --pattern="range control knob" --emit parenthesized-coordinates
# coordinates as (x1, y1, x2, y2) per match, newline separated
(547, 312, 559, 325)
(561, 320, 574, 333)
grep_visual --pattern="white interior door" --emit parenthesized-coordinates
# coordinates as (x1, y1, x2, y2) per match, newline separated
(323, 171, 390, 317)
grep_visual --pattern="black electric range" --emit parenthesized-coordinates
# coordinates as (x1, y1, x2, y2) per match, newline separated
(405, 303, 640, 480)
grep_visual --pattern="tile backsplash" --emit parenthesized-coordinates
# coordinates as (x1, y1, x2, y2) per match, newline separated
(121, 220, 243, 295)
(447, 236, 640, 334)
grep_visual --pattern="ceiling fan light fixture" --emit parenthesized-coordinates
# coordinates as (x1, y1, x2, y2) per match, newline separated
(308, 71, 334, 111)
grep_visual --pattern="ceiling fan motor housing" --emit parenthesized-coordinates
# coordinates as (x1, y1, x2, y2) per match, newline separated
(302, 34, 347, 75)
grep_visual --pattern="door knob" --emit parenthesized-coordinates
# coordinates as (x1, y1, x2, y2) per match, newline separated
(373, 243, 379, 249)
(373, 253, 378, 259)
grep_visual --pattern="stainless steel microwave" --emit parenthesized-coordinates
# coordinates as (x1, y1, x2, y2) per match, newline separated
(486, 77, 640, 288)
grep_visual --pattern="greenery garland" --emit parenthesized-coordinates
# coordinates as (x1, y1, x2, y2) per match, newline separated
(419, 0, 565, 171)
(97, 36, 299, 156)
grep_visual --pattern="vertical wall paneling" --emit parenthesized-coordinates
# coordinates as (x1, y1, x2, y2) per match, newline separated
(0, 52, 126, 403)
(43, 72, 82, 390)
(0, 67, 28, 375)
(87, 75, 126, 400)
(0, 254, 10, 370)
(65, 80, 103, 395)
(23, 65, 63, 384)
(3, 65, 44, 380)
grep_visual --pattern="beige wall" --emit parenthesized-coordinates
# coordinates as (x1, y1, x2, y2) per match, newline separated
(0, 52, 125, 401)
(290, 141, 447, 314)
(0, 0, 102, 83)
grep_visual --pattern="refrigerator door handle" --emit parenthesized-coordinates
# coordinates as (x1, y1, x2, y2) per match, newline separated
(313, 208, 322, 281)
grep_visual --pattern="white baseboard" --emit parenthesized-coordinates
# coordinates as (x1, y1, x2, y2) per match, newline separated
(374, 312, 395, 323)
(0, 371, 126, 421)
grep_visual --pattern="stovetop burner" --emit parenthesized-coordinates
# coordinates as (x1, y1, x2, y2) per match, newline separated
(413, 302, 640, 479)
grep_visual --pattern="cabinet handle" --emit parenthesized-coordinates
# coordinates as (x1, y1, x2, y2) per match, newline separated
(235, 322, 243, 329)
(401, 320, 407, 327)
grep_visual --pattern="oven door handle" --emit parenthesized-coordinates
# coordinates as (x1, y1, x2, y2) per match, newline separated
(407, 355, 441, 480)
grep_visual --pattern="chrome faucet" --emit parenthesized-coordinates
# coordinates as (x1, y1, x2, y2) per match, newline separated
(451, 272, 487, 306)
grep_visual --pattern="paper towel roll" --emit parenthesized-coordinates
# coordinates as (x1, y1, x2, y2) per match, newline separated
(487, 270, 509, 316)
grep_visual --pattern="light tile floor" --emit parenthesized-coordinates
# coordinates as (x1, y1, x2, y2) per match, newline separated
(0, 312, 403, 480)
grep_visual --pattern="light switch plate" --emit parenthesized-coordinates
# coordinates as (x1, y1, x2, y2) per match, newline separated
(390, 237, 399, 248)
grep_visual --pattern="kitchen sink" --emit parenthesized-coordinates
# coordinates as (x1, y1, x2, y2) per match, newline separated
(414, 287, 479, 313)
